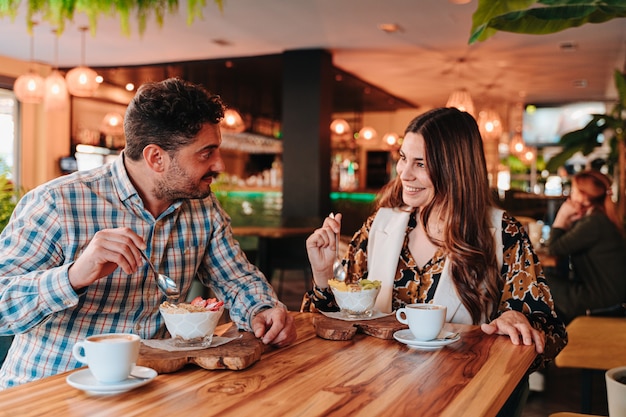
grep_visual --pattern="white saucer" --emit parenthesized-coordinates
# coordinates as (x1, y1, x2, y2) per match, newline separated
(393, 329, 461, 350)
(66, 366, 157, 395)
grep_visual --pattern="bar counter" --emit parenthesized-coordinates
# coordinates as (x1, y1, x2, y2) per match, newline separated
(0, 313, 536, 417)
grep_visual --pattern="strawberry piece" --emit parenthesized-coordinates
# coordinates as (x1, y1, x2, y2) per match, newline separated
(190, 296, 207, 307)
(206, 300, 224, 311)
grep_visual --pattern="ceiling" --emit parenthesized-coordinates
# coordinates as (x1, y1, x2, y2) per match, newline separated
(1, 0, 625, 114)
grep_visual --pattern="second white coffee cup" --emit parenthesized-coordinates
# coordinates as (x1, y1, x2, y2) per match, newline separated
(72, 333, 140, 383)
(396, 303, 447, 341)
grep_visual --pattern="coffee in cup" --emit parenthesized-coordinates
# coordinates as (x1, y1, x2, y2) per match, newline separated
(395, 303, 447, 341)
(72, 333, 140, 383)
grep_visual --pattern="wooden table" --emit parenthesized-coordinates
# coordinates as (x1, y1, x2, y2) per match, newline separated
(555, 316, 626, 413)
(0, 312, 537, 417)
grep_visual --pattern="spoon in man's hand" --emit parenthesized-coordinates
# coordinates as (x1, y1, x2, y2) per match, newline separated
(139, 250, 180, 300)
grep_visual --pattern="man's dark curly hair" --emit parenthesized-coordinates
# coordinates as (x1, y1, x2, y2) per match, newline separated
(123, 78, 225, 161)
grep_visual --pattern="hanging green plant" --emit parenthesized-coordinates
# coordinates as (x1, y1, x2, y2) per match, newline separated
(0, 0, 223, 36)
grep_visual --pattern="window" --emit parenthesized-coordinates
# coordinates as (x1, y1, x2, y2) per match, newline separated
(0, 89, 18, 184)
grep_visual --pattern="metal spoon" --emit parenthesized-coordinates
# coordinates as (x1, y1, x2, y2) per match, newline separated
(140, 250, 180, 300)
(329, 213, 346, 282)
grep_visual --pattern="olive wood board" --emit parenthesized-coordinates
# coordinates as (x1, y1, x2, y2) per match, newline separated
(313, 314, 407, 340)
(137, 325, 265, 374)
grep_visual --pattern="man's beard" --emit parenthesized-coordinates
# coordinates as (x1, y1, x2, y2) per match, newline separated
(154, 159, 217, 201)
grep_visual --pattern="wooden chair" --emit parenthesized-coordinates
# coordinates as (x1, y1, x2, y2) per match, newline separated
(555, 316, 626, 414)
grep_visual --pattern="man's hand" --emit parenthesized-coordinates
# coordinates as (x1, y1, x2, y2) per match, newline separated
(481, 310, 545, 354)
(68, 227, 146, 290)
(251, 307, 297, 347)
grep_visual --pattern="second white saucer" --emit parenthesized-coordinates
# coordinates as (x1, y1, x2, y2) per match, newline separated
(393, 329, 461, 350)
(66, 365, 157, 395)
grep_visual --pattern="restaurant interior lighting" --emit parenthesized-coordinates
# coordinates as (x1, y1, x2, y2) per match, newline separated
(65, 26, 100, 97)
(358, 126, 377, 141)
(44, 29, 69, 111)
(510, 130, 525, 156)
(100, 112, 125, 136)
(220, 108, 245, 133)
(44, 69, 69, 111)
(477, 108, 503, 140)
(330, 118, 351, 136)
(13, 23, 45, 104)
(446, 88, 475, 117)
(383, 132, 399, 146)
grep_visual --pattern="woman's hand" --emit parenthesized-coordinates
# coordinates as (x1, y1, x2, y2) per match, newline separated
(481, 310, 545, 354)
(552, 198, 584, 230)
(305, 213, 342, 288)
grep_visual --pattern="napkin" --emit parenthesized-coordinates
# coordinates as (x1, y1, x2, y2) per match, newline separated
(141, 335, 241, 352)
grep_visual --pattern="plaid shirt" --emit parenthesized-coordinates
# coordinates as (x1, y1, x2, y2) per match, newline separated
(0, 154, 281, 388)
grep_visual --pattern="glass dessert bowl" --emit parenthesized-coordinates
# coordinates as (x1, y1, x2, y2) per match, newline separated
(329, 279, 381, 318)
(159, 297, 224, 348)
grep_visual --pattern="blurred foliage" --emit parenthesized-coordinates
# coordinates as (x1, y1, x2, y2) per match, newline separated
(546, 70, 626, 173)
(505, 154, 546, 174)
(0, 0, 223, 36)
(0, 174, 21, 232)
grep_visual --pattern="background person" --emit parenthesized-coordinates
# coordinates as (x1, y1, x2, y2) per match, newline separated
(0, 78, 296, 389)
(304, 107, 567, 417)
(546, 169, 626, 324)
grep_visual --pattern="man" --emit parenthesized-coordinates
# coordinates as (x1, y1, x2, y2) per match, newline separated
(0, 78, 296, 388)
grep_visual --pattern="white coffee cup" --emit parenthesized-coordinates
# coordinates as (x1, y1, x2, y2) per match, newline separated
(396, 303, 447, 341)
(606, 366, 626, 417)
(72, 333, 140, 383)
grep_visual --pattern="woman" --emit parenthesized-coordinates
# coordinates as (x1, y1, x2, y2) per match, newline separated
(546, 170, 626, 324)
(305, 108, 567, 416)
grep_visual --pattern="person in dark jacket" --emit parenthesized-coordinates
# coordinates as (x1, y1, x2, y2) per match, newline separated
(547, 169, 626, 324)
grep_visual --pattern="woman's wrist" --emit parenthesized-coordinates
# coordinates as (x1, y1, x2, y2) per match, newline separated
(312, 272, 332, 289)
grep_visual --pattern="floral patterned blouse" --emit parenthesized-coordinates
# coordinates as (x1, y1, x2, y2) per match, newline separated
(302, 209, 568, 371)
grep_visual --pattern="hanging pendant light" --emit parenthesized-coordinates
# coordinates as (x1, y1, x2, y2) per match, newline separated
(66, 26, 100, 97)
(330, 118, 351, 136)
(13, 22, 45, 104)
(358, 126, 377, 142)
(219, 108, 246, 133)
(477, 108, 503, 140)
(510, 130, 525, 156)
(382, 132, 399, 146)
(446, 88, 475, 117)
(44, 29, 69, 111)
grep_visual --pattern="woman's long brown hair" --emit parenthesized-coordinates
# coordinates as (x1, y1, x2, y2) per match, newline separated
(376, 107, 501, 324)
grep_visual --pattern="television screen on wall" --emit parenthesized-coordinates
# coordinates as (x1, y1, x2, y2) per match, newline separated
(522, 102, 607, 146)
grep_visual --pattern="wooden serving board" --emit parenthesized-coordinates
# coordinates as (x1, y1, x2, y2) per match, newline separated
(137, 325, 265, 374)
(313, 314, 407, 340)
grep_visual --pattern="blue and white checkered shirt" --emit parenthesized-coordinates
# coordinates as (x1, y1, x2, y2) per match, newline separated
(0, 154, 281, 388)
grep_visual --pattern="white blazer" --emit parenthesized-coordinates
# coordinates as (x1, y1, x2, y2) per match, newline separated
(369, 207, 504, 324)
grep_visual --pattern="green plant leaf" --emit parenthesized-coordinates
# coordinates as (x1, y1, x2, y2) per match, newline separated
(470, 0, 626, 44)
(546, 146, 581, 171)
(470, 0, 536, 43)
